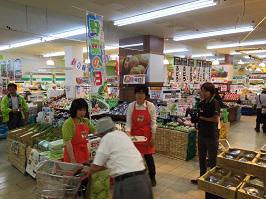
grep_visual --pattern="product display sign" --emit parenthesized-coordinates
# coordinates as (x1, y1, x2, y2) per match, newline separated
(87, 13, 105, 87)
(123, 74, 145, 84)
(149, 87, 162, 100)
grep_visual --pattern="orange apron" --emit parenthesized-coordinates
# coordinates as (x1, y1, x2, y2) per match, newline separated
(64, 119, 90, 163)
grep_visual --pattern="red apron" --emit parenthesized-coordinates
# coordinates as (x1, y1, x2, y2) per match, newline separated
(64, 119, 90, 164)
(131, 102, 155, 155)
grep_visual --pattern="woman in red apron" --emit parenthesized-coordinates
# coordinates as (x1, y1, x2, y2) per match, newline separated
(62, 98, 96, 164)
(126, 85, 157, 186)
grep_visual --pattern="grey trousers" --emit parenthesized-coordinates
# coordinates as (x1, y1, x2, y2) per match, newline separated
(113, 173, 153, 199)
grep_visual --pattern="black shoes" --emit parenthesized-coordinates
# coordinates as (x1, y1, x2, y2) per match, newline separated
(151, 177, 157, 187)
(255, 128, 260, 133)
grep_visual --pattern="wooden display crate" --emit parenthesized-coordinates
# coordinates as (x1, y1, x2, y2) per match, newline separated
(217, 148, 259, 175)
(198, 167, 246, 199)
(237, 175, 266, 199)
(251, 153, 266, 180)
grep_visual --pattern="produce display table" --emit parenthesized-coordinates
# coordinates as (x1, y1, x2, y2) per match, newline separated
(155, 127, 196, 161)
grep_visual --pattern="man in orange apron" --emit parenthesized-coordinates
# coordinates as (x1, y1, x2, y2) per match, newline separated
(126, 85, 157, 186)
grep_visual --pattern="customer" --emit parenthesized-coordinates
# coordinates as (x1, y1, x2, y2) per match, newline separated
(255, 88, 266, 133)
(126, 85, 157, 186)
(62, 98, 95, 164)
(1, 83, 29, 130)
(191, 82, 221, 199)
(89, 117, 153, 199)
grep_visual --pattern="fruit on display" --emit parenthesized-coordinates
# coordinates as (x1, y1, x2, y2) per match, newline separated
(158, 121, 195, 133)
(223, 93, 240, 101)
(89, 96, 110, 116)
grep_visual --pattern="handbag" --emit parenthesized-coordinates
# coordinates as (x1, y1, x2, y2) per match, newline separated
(259, 95, 266, 114)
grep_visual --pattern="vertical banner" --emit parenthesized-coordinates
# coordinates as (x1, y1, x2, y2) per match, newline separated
(87, 13, 105, 89)
(174, 57, 182, 83)
(181, 58, 188, 82)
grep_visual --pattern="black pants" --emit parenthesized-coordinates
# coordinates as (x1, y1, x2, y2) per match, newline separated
(144, 154, 156, 180)
(7, 112, 24, 130)
(256, 109, 266, 132)
(198, 136, 218, 176)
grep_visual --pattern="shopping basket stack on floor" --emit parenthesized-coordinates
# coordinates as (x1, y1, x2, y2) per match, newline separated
(36, 160, 87, 199)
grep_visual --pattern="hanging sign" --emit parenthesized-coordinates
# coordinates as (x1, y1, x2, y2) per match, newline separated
(87, 13, 105, 87)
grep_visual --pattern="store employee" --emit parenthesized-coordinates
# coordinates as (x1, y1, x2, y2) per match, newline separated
(126, 85, 157, 186)
(1, 83, 29, 130)
(89, 117, 153, 199)
(62, 98, 95, 164)
(193, 82, 221, 199)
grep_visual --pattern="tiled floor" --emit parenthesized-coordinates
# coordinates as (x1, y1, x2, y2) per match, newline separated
(0, 116, 265, 199)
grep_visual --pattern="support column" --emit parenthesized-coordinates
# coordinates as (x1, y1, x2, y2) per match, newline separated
(64, 46, 84, 99)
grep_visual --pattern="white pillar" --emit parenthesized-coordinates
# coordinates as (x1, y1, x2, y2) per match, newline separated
(64, 46, 84, 99)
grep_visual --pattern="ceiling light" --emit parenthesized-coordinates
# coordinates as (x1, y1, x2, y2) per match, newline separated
(0, 27, 86, 51)
(207, 40, 266, 49)
(174, 26, 253, 41)
(163, 59, 170, 65)
(259, 62, 266, 67)
(241, 49, 266, 54)
(43, 51, 65, 58)
(43, 28, 86, 41)
(164, 48, 188, 54)
(238, 59, 244, 65)
(191, 53, 214, 58)
(46, 59, 55, 66)
(212, 60, 220, 65)
(230, 52, 242, 55)
(114, 0, 216, 26)
(119, 43, 143, 48)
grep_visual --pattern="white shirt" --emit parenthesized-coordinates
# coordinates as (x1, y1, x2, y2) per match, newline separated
(256, 94, 266, 109)
(11, 96, 19, 109)
(126, 101, 157, 134)
(93, 130, 145, 177)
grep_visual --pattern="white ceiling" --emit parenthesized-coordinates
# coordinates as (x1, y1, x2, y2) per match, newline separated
(0, 0, 266, 57)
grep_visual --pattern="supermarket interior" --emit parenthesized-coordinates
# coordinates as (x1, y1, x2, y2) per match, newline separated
(0, 0, 266, 199)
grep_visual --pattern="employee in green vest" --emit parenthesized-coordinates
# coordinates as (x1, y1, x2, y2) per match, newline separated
(1, 83, 29, 130)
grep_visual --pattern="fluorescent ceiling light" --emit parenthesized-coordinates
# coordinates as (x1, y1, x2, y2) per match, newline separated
(191, 53, 214, 58)
(114, 0, 216, 26)
(46, 59, 55, 66)
(241, 49, 266, 54)
(258, 55, 266, 58)
(174, 26, 253, 41)
(0, 27, 86, 51)
(164, 48, 188, 54)
(43, 51, 65, 58)
(230, 52, 241, 55)
(207, 40, 266, 49)
(119, 43, 143, 48)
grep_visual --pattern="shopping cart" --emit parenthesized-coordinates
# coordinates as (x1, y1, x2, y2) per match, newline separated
(36, 160, 89, 199)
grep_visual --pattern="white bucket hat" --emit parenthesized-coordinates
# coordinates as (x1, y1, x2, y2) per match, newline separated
(95, 117, 116, 135)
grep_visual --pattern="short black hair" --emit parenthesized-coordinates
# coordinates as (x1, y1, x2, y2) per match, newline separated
(7, 83, 17, 90)
(70, 98, 89, 118)
(201, 82, 216, 95)
(134, 85, 149, 96)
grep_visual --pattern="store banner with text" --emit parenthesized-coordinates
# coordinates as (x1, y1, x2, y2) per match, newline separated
(87, 13, 105, 87)
(123, 74, 145, 84)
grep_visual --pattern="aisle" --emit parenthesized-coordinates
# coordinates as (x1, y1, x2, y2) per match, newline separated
(0, 116, 265, 199)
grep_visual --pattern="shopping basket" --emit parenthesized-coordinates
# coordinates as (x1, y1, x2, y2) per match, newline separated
(36, 160, 87, 199)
